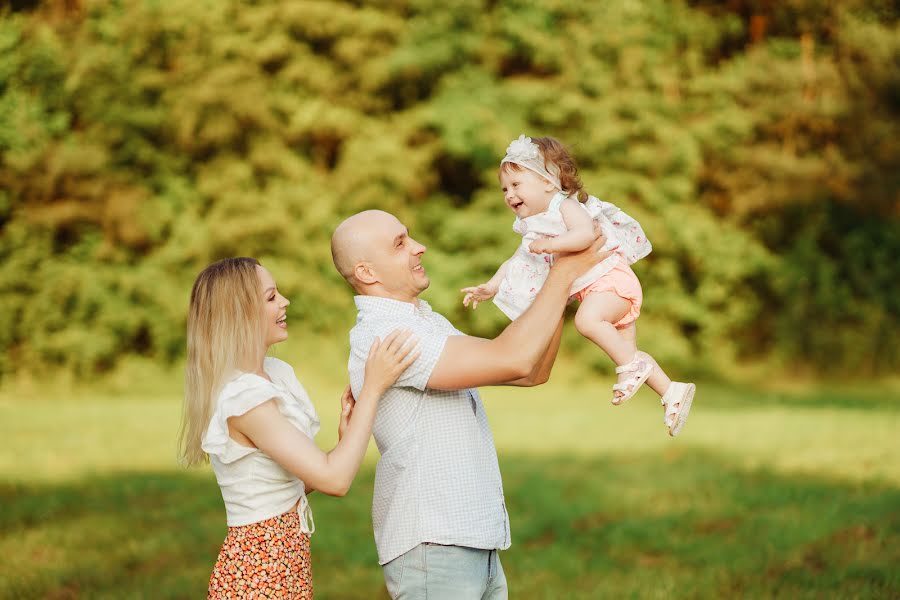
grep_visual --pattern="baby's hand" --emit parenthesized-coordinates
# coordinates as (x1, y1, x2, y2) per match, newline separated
(460, 282, 498, 309)
(528, 238, 554, 254)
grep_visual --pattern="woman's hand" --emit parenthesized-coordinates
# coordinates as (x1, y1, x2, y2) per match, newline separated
(461, 282, 499, 309)
(362, 329, 420, 397)
(337, 385, 355, 441)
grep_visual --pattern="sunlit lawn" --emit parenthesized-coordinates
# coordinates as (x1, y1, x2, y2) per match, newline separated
(3, 357, 898, 599)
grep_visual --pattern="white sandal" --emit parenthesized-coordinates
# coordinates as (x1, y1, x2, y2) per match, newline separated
(662, 382, 695, 436)
(612, 351, 655, 405)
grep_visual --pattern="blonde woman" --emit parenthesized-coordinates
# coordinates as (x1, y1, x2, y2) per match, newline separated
(180, 257, 418, 598)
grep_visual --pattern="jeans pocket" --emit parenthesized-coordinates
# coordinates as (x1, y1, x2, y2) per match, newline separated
(383, 551, 407, 598)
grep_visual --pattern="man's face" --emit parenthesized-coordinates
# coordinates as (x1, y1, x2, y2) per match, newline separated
(369, 213, 429, 302)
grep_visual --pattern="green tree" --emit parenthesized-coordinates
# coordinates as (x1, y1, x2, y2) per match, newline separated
(0, 0, 896, 379)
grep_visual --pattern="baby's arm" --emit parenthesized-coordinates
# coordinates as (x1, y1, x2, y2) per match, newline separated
(461, 258, 511, 309)
(529, 198, 595, 254)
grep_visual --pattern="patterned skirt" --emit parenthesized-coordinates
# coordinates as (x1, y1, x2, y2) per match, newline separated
(208, 510, 312, 599)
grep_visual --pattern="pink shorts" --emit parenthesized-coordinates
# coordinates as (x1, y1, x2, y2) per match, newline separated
(572, 262, 643, 329)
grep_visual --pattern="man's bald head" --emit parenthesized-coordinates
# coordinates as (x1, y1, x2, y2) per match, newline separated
(331, 210, 430, 301)
(331, 210, 399, 288)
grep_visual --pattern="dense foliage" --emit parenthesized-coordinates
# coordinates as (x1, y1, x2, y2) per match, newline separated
(1, 0, 897, 378)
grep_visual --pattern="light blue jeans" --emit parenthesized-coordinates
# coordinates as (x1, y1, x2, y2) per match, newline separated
(383, 543, 508, 599)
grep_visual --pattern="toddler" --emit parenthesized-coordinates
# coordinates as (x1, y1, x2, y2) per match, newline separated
(462, 135, 694, 436)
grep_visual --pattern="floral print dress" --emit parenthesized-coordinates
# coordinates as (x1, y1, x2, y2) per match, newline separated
(492, 192, 652, 320)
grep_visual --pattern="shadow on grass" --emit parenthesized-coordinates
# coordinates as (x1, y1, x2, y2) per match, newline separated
(2, 452, 898, 599)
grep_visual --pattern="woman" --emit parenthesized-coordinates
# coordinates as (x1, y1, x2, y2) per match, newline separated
(179, 257, 418, 598)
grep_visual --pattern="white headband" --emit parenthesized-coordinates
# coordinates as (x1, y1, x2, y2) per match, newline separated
(500, 134, 562, 191)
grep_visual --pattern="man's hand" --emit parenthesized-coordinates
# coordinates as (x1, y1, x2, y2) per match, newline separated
(552, 224, 613, 276)
(461, 282, 499, 309)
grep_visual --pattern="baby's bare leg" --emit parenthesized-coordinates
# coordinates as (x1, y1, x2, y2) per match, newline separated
(618, 322, 671, 397)
(574, 292, 633, 365)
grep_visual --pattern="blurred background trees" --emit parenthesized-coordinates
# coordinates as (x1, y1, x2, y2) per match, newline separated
(0, 0, 897, 380)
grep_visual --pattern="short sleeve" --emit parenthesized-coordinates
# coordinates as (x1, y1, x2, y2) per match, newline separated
(586, 195, 652, 264)
(349, 320, 449, 393)
(264, 357, 321, 439)
(201, 369, 318, 464)
(512, 218, 527, 236)
(394, 323, 448, 390)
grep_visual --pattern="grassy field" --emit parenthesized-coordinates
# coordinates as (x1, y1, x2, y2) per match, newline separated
(2, 356, 898, 599)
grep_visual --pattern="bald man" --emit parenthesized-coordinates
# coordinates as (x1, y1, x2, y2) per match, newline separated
(332, 210, 606, 600)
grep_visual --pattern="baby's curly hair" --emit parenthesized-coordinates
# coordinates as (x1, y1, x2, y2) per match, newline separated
(500, 136, 588, 202)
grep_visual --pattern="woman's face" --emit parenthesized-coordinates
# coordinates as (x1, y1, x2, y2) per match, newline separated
(256, 265, 290, 348)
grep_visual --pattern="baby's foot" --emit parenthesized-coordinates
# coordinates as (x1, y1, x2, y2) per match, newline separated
(611, 351, 655, 405)
(661, 382, 695, 436)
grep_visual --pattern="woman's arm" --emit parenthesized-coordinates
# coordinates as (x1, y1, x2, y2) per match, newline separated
(304, 385, 358, 496)
(230, 330, 419, 496)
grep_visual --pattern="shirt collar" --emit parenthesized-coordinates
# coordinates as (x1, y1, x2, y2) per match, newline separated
(354, 295, 434, 317)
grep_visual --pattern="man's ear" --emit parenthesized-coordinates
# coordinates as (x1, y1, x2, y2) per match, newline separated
(354, 262, 378, 286)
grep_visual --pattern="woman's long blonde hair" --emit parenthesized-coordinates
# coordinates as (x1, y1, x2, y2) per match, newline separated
(180, 257, 265, 466)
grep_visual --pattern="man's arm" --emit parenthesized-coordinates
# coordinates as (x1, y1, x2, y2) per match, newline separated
(427, 241, 606, 391)
(504, 317, 564, 387)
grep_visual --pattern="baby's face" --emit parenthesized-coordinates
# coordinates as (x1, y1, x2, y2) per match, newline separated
(499, 167, 557, 219)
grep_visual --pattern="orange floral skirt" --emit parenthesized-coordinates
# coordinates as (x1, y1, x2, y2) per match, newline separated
(208, 510, 312, 599)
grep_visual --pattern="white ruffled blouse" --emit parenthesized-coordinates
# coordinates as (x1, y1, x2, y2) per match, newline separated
(201, 357, 320, 530)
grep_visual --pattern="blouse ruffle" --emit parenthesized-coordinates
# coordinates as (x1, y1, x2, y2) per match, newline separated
(201, 358, 321, 464)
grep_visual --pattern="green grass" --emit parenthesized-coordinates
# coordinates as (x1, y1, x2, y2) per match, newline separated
(2, 366, 898, 599)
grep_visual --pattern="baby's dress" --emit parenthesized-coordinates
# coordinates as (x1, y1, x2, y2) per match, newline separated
(492, 192, 652, 320)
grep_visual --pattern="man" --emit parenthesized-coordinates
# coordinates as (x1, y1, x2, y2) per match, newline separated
(330, 210, 606, 599)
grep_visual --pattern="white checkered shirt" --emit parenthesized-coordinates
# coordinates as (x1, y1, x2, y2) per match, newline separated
(348, 295, 511, 565)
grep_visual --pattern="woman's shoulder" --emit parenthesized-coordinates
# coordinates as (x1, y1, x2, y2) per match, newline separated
(264, 358, 320, 437)
(264, 356, 297, 380)
(221, 369, 269, 391)
(217, 370, 281, 408)
(213, 361, 311, 420)
(264, 357, 313, 403)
